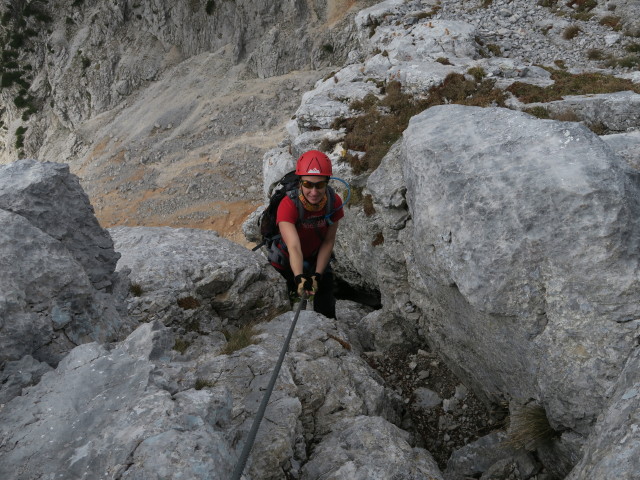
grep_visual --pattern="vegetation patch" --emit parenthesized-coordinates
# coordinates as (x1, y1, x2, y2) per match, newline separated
(173, 338, 191, 354)
(504, 404, 559, 450)
(130, 283, 144, 296)
(363, 194, 375, 216)
(507, 68, 640, 103)
(599, 15, 621, 31)
(195, 378, 216, 390)
(372, 232, 384, 246)
(177, 296, 201, 310)
(562, 25, 581, 40)
(334, 76, 507, 174)
(221, 324, 260, 355)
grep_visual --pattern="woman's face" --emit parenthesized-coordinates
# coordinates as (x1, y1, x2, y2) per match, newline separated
(300, 175, 328, 205)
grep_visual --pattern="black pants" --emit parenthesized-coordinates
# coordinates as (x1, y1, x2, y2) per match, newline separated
(275, 266, 336, 319)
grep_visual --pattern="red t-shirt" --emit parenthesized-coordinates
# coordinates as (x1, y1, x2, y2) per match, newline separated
(276, 192, 344, 259)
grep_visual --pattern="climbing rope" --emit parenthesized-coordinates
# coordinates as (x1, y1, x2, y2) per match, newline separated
(230, 293, 308, 480)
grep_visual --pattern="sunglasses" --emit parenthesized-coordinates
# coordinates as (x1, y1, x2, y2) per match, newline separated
(300, 180, 328, 190)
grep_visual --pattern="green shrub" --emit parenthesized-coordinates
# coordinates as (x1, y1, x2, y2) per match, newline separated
(627, 43, 640, 54)
(337, 76, 506, 174)
(436, 57, 452, 65)
(205, 0, 215, 14)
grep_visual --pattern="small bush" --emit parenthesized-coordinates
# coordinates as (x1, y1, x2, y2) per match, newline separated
(130, 283, 143, 296)
(627, 43, 640, 54)
(205, 0, 215, 14)
(436, 57, 452, 65)
(562, 25, 581, 40)
(221, 324, 260, 355)
(504, 404, 558, 450)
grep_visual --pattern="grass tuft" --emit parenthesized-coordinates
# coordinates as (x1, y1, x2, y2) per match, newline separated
(177, 296, 201, 310)
(173, 338, 191, 354)
(221, 324, 260, 355)
(130, 283, 143, 297)
(562, 25, 581, 40)
(195, 378, 216, 390)
(503, 404, 558, 450)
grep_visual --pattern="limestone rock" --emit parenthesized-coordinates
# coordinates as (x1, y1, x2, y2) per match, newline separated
(0, 161, 132, 365)
(110, 226, 290, 329)
(301, 415, 444, 480)
(0, 160, 121, 290)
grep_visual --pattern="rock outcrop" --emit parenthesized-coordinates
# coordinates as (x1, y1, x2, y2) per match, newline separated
(0, 160, 132, 366)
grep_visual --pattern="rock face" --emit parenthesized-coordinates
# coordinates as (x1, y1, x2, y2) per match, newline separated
(0, 306, 443, 479)
(109, 225, 290, 341)
(0, 160, 132, 366)
(400, 105, 640, 434)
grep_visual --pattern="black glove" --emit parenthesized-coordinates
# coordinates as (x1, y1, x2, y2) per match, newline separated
(295, 274, 313, 296)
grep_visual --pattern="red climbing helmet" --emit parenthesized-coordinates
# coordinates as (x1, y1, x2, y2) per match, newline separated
(295, 150, 332, 176)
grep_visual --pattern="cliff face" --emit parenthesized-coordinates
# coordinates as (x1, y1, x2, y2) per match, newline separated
(0, 0, 372, 241)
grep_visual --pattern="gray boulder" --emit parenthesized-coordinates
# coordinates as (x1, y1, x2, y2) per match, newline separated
(400, 105, 640, 435)
(0, 160, 132, 365)
(565, 343, 640, 479)
(533, 91, 640, 133)
(601, 130, 640, 170)
(301, 415, 444, 480)
(0, 160, 121, 290)
(110, 226, 289, 332)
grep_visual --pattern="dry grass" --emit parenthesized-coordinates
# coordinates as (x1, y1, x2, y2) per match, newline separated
(599, 15, 622, 31)
(507, 68, 640, 103)
(503, 404, 558, 450)
(221, 323, 261, 355)
(562, 25, 581, 40)
(336, 76, 506, 174)
(177, 295, 201, 310)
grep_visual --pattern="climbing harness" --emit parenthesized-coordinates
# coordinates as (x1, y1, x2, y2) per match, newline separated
(230, 293, 308, 480)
